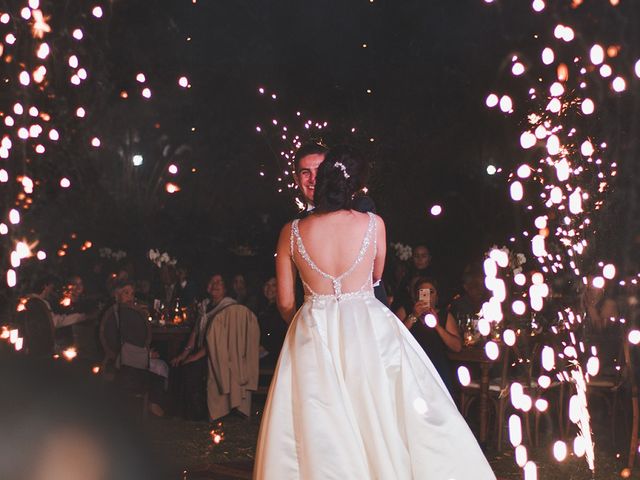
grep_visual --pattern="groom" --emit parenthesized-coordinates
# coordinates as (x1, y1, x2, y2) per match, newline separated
(292, 143, 389, 306)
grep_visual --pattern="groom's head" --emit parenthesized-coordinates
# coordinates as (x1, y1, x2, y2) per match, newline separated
(293, 143, 328, 207)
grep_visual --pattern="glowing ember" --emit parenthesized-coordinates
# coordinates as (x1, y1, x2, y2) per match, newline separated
(423, 313, 437, 328)
(509, 414, 523, 446)
(62, 347, 77, 361)
(457, 366, 471, 386)
(553, 440, 568, 461)
(628, 330, 640, 345)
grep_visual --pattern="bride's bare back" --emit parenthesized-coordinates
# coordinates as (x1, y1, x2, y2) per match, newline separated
(275, 210, 386, 322)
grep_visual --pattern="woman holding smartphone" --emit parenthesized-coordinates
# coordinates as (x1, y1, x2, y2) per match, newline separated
(395, 276, 462, 395)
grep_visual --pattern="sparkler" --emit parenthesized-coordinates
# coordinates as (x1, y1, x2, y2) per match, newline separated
(0, 2, 193, 291)
(254, 86, 372, 208)
(477, 0, 640, 475)
(254, 86, 331, 202)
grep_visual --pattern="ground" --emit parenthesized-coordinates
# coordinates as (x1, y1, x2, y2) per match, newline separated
(148, 399, 640, 480)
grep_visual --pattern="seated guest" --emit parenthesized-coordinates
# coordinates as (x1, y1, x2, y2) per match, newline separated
(175, 265, 197, 307)
(231, 273, 259, 313)
(113, 280, 169, 417)
(391, 243, 434, 313)
(257, 276, 288, 365)
(158, 264, 179, 308)
(395, 277, 461, 395)
(582, 275, 619, 333)
(171, 273, 236, 419)
(449, 264, 489, 328)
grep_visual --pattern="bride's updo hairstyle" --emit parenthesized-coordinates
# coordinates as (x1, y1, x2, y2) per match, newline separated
(314, 145, 369, 212)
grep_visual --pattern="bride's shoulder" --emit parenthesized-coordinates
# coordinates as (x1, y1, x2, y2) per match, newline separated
(278, 221, 294, 239)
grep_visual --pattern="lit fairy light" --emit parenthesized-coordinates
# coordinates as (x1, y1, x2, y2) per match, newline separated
(429, 205, 442, 216)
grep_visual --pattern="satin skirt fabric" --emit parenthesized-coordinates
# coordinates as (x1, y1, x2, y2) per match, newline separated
(254, 293, 496, 480)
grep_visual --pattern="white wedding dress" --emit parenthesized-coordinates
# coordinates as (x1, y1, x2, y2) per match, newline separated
(254, 212, 495, 479)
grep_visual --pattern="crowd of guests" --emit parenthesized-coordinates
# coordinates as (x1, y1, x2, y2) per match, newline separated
(5, 229, 633, 423)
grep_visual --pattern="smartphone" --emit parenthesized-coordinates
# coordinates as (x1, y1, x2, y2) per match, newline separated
(418, 288, 431, 308)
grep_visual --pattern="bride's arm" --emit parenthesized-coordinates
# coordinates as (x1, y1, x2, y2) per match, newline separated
(276, 222, 297, 324)
(373, 215, 386, 284)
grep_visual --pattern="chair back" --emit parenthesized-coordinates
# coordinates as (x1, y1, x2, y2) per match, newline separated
(117, 304, 151, 347)
(20, 297, 55, 357)
(99, 304, 151, 362)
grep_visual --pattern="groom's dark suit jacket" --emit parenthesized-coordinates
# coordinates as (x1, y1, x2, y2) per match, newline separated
(294, 195, 389, 307)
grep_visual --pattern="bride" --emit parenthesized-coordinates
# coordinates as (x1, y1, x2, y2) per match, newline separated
(254, 146, 495, 479)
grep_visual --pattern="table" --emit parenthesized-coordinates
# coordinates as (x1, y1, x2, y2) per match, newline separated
(151, 323, 191, 359)
(448, 346, 502, 447)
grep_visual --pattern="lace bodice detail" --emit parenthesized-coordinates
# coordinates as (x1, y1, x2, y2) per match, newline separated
(290, 212, 377, 299)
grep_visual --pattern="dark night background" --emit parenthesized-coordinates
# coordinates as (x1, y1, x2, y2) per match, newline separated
(7, 0, 640, 295)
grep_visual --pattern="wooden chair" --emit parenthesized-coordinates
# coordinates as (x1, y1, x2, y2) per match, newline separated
(256, 364, 276, 398)
(99, 304, 151, 418)
(527, 333, 567, 446)
(582, 330, 627, 443)
(457, 342, 533, 450)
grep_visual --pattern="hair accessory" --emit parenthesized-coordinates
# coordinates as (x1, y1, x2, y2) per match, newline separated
(333, 162, 350, 179)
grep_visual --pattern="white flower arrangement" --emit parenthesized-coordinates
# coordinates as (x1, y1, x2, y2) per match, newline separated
(98, 247, 127, 261)
(148, 248, 177, 268)
(390, 242, 412, 262)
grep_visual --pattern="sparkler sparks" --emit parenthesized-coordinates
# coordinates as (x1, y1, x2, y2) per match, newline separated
(481, 0, 638, 474)
(0, 3, 192, 290)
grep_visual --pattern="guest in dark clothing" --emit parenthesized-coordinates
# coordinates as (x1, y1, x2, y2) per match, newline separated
(175, 265, 197, 307)
(257, 277, 288, 366)
(391, 244, 434, 313)
(231, 273, 259, 313)
(395, 277, 461, 395)
(449, 264, 489, 329)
